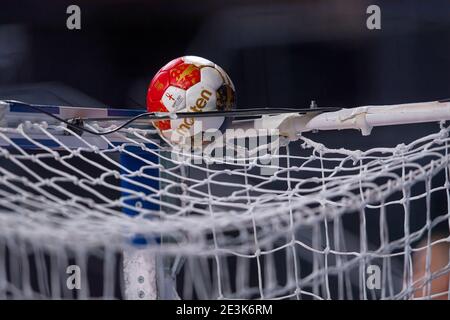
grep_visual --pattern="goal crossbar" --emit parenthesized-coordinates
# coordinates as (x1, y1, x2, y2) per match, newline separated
(2, 100, 449, 143)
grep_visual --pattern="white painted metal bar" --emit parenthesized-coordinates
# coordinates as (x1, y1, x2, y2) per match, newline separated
(304, 100, 450, 135)
(254, 100, 450, 138)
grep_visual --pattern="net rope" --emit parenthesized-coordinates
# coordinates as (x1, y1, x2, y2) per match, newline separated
(0, 120, 449, 299)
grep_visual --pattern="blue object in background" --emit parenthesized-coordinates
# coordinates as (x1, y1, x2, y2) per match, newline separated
(120, 145, 160, 245)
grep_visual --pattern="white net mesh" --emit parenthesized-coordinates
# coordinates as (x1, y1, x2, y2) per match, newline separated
(0, 118, 449, 300)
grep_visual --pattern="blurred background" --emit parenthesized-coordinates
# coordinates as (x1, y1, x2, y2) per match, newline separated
(0, 0, 448, 109)
(0, 0, 449, 298)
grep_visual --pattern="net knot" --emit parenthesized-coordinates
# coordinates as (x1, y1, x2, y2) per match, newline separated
(91, 145, 100, 153)
(203, 155, 214, 165)
(113, 171, 120, 179)
(351, 150, 362, 161)
(24, 120, 32, 130)
(314, 145, 325, 154)
(436, 128, 449, 143)
(0, 148, 9, 159)
(394, 143, 408, 155)
(138, 142, 147, 151)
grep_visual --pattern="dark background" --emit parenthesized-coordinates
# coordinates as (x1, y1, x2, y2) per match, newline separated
(0, 0, 449, 109)
(0, 0, 449, 298)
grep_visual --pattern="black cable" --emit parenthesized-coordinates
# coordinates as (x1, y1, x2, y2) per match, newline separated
(5, 100, 157, 136)
(4, 100, 340, 136)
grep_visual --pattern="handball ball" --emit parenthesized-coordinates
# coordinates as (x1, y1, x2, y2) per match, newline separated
(147, 56, 236, 144)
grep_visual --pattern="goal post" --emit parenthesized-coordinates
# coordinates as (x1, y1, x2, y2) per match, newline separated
(0, 99, 449, 300)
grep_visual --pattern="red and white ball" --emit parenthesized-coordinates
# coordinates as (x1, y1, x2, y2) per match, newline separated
(147, 56, 236, 144)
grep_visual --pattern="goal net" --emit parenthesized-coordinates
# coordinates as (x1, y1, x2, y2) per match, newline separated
(0, 100, 449, 300)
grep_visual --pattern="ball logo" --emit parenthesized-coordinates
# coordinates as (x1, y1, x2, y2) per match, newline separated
(165, 93, 175, 101)
(155, 80, 164, 91)
(176, 89, 212, 136)
(173, 65, 196, 82)
(170, 64, 200, 89)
